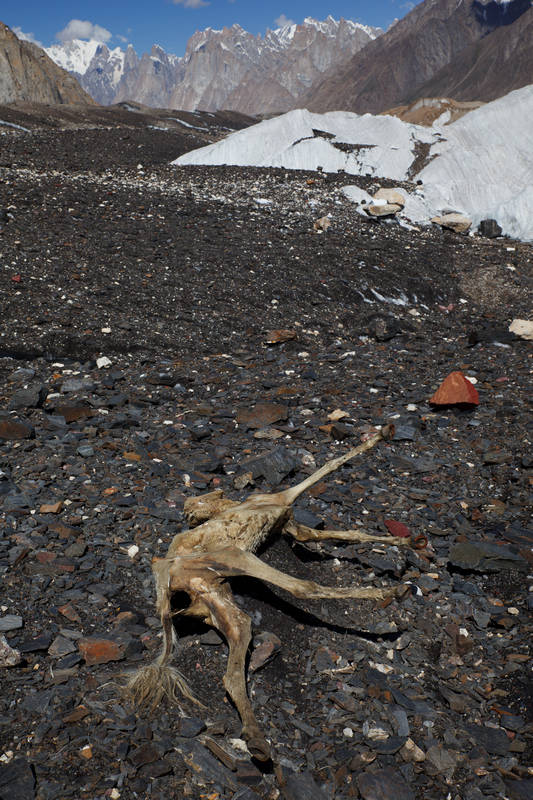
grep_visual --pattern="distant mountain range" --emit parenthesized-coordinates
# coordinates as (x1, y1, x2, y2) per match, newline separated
(3, 1, 532, 116)
(0, 21, 94, 105)
(304, 0, 533, 113)
(45, 17, 381, 115)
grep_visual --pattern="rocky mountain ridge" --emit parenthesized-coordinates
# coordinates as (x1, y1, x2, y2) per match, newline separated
(408, 4, 533, 104)
(304, 0, 533, 113)
(45, 16, 381, 114)
(0, 22, 95, 106)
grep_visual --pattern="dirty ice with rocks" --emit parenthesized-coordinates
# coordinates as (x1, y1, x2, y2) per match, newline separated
(175, 84, 533, 242)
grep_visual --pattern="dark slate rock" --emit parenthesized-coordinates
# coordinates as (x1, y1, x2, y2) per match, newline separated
(391, 689, 435, 717)
(499, 714, 524, 732)
(391, 455, 440, 473)
(86, 582, 123, 598)
(146, 372, 180, 386)
(48, 636, 77, 658)
(3, 492, 34, 511)
(452, 577, 483, 596)
(148, 507, 182, 522)
(178, 717, 206, 738)
(0, 615, 23, 632)
(282, 770, 329, 800)
(193, 455, 223, 473)
(55, 652, 83, 669)
(8, 384, 46, 411)
(18, 634, 53, 653)
(501, 523, 533, 546)
(21, 690, 54, 715)
(504, 778, 533, 800)
(293, 508, 323, 529)
(0, 758, 36, 800)
(60, 378, 95, 393)
(241, 447, 300, 486)
(129, 742, 163, 767)
(468, 325, 517, 346)
(189, 420, 211, 441)
(112, 494, 136, 508)
(357, 768, 415, 800)
(8, 369, 35, 382)
(374, 735, 408, 754)
(393, 423, 418, 441)
(483, 449, 513, 464)
(175, 740, 236, 790)
(139, 758, 173, 778)
(366, 314, 409, 342)
(478, 219, 502, 238)
(233, 789, 261, 800)
(465, 724, 510, 755)
(449, 541, 526, 572)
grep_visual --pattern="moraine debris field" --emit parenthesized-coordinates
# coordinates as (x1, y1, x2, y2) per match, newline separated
(0, 104, 532, 800)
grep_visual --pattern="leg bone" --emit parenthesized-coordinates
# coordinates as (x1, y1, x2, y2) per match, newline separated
(284, 520, 410, 547)
(166, 547, 395, 602)
(200, 585, 271, 761)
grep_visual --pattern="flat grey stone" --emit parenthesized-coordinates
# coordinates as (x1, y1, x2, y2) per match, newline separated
(282, 771, 329, 800)
(449, 541, 526, 572)
(48, 635, 77, 658)
(465, 723, 510, 755)
(357, 768, 415, 800)
(0, 615, 23, 632)
(60, 378, 95, 393)
(0, 757, 36, 800)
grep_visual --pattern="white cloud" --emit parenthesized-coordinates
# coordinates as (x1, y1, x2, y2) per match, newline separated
(56, 20, 113, 43)
(13, 26, 42, 47)
(172, 0, 210, 8)
(275, 14, 295, 28)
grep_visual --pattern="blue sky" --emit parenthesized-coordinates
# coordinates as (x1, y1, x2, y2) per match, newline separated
(3, 1, 419, 54)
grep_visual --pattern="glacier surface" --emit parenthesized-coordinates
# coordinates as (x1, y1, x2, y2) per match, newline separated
(173, 85, 533, 242)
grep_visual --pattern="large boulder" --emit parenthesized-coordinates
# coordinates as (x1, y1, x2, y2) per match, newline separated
(365, 201, 403, 218)
(478, 218, 502, 238)
(373, 188, 405, 208)
(431, 213, 472, 233)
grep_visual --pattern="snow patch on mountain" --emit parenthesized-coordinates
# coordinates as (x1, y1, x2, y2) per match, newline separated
(173, 84, 533, 242)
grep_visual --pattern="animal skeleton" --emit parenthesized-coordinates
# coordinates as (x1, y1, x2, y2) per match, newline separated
(127, 424, 412, 762)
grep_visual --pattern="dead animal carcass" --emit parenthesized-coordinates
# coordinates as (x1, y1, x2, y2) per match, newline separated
(127, 425, 413, 761)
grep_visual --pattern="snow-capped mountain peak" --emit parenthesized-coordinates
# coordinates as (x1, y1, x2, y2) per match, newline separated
(45, 16, 381, 114)
(46, 39, 101, 76)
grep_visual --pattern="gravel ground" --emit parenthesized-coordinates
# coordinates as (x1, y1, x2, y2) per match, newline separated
(0, 105, 532, 800)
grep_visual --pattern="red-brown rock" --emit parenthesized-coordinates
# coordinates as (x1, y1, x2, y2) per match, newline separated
(40, 501, 63, 514)
(58, 603, 82, 623)
(264, 329, 297, 344)
(384, 519, 411, 538)
(236, 402, 288, 429)
(78, 637, 127, 665)
(429, 371, 479, 406)
(55, 405, 94, 423)
(0, 419, 35, 440)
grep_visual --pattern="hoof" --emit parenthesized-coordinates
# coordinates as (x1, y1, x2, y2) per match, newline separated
(245, 733, 271, 762)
